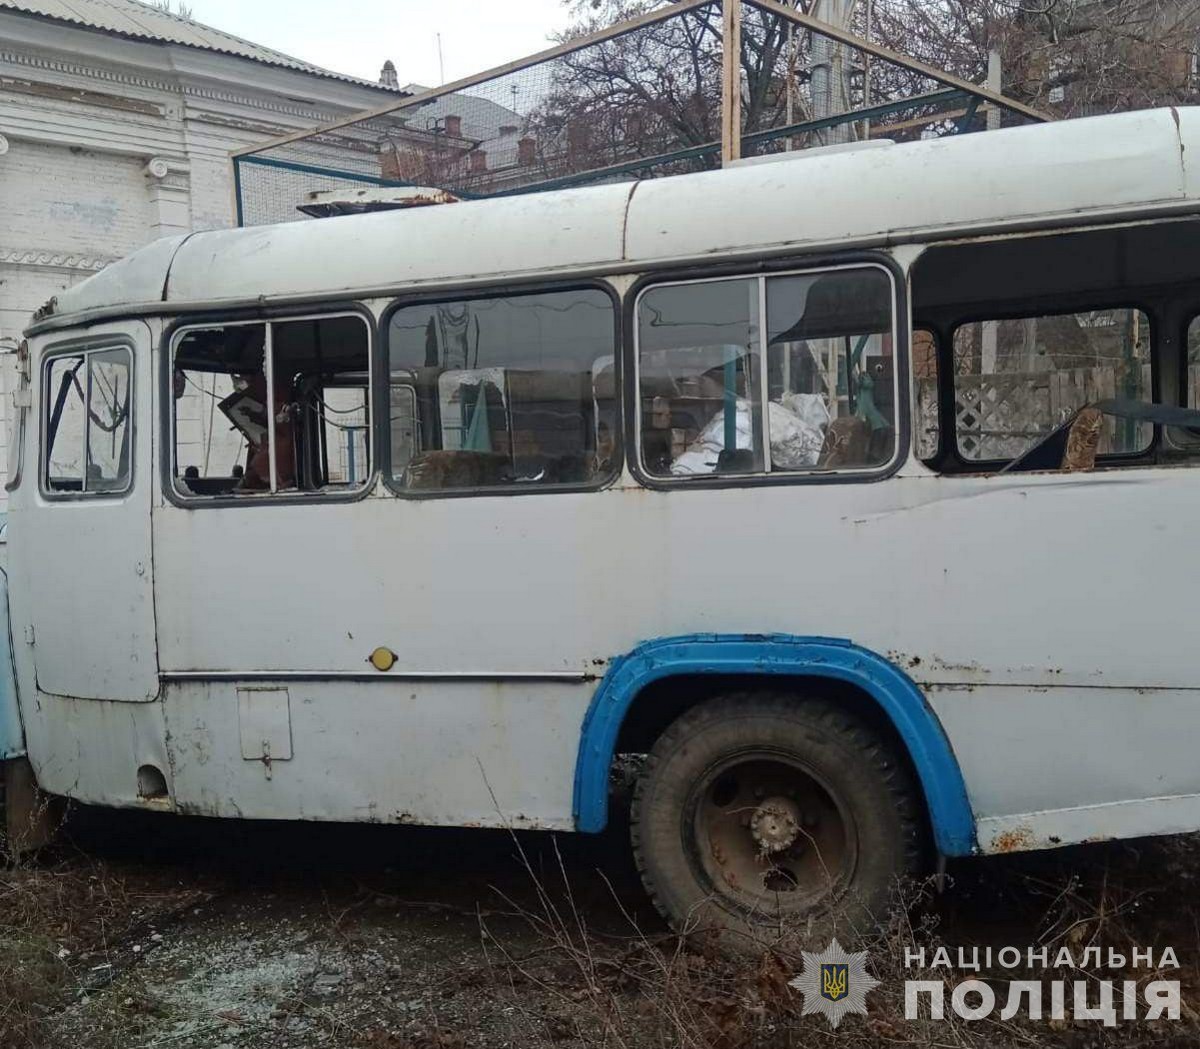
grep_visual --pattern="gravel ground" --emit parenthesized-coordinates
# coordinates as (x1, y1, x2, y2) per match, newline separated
(17, 806, 661, 1049)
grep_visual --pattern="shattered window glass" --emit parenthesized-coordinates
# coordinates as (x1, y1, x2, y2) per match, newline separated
(43, 346, 132, 495)
(171, 315, 371, 498)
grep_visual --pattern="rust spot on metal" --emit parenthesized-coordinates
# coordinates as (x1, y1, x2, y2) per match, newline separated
(992, 826, 1034, 853)
(929, 655, 987, 676)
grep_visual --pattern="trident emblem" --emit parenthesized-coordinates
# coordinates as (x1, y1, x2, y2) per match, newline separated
(821, 963, 849, 1002)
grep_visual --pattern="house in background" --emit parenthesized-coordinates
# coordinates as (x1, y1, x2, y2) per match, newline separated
(0, 0, 411, 501)
(377, 81, 535, 196)
(0, 0, 408, 335)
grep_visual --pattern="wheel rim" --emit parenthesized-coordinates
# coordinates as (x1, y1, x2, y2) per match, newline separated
(686, 750, 858, 917)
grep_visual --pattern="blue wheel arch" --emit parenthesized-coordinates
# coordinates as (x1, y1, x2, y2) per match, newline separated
(572, 634, 977, 857)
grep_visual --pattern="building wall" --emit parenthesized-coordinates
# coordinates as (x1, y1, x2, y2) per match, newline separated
(0, 14, 396, 504)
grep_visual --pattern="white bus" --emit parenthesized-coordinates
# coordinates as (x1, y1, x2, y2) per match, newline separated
(7, 106, 1200, 943)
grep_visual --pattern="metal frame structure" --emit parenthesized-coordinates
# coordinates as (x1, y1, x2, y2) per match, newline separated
(230, 0, 1051, 224)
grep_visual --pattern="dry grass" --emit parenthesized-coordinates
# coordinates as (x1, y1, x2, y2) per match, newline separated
(478, 834, 1200, 1049)
(0, 857, 132, 1045)
(0, 829, 212, 1049)
(4, 810, 1200, 1049)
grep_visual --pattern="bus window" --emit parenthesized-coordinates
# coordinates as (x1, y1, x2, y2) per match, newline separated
(390, 383, 420, 476)
(42, 345, 132, 496)
(1185, 315, 1200, 409)
(170, 314, 370, 499)
(637, 266, 896, 479)
(952, 309, 1152, 462)
(318, 384, 369, 485)
(639, 278, 766, 476)
(386, 288, 617, 492)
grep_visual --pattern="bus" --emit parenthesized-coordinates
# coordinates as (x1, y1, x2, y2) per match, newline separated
(7, 105, 1200, 946)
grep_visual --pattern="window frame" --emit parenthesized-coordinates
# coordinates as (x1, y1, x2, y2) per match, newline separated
(40, 338, 135, 502)
(161, 304, 377, 509)
(626, 256, 908, 491)
(1179, 308, 1200, 408)
(379, 279, 624, 500)
(944, 301, 1158, 471)
(911, 326, 942, 462)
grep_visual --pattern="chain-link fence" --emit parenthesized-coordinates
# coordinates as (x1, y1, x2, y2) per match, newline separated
(232, 0, 1046, 227)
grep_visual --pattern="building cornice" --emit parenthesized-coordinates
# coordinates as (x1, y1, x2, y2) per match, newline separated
(0, 46, 352, 125)
(0, 248, 115, 273)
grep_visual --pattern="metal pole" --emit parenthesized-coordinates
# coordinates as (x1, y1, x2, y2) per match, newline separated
(986, 48, 1002, 131)
(785, 18, 795, 149)
(757, 277, 772, 472)
(723, 347, 738, 452)
(82, 356, 91, 494)
(862, 0, 872, 138)
(816, 0, 854, 145)
(811, 0, 852, 145)
(231, 156, 244, 228)
(264, 324, 277, 494)
(979, 51, 1002, 373)
(811, 0, 830, 141)
(721, 0, 742, 165)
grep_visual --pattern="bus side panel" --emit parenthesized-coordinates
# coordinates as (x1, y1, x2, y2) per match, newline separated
(0, 567, 23, 760)
(928, 685, 1200, 854)
(160, 679, 589, 828)
(16, 692, 170, 806)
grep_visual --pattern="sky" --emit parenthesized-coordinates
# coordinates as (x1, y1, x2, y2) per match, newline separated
(187, 0, 574, 87)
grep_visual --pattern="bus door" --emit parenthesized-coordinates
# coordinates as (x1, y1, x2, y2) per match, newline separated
(28, 319, 159, 701)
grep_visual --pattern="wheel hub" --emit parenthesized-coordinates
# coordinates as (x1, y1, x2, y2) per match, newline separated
(691, 755, 856, 915)
(749, 795, 803, 854)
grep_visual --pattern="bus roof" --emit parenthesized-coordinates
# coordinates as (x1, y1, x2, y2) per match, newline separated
(31, 106, 1200, 334)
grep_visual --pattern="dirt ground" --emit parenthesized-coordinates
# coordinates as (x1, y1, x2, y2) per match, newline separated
(3, 803, 1200, 1048)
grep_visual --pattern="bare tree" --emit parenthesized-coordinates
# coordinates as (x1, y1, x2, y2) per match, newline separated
(526, 0, 815, 178)
(870, 0, 1200, 116)
(524, 0, 1200, 181)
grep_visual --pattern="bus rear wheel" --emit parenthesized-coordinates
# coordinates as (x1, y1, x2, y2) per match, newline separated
(630, 692, 923, 951)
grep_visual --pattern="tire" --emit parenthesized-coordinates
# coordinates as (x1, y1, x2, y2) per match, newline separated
(630, 691, 924, 952)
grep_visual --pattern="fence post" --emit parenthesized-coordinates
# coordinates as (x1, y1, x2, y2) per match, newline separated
(721, 0, 742, 164)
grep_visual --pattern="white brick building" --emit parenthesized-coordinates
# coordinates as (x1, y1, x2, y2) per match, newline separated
(0, 0, 402, 500)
